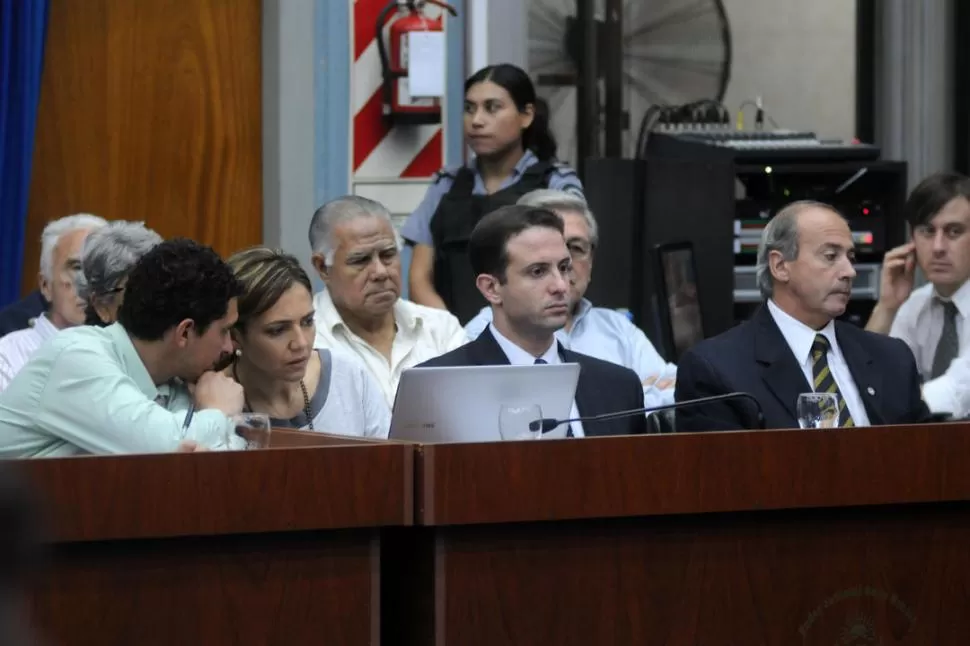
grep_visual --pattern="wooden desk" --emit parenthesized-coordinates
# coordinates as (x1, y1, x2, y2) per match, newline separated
(388, 423, 970, 645)
(23, 441, 412, 646)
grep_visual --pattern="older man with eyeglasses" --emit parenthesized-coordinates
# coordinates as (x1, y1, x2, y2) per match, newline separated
(464, 189, 677, 406)
(0, 214, 107, 391)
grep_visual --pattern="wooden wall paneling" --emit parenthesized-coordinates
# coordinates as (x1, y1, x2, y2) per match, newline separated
(24, 0, 262, 295)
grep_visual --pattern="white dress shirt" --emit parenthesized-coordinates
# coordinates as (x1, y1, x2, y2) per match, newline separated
(313, 289, 467, 406)
(767, 300, 871, 426)
(891, 281, 970, 415)
(890, 280, 970, 379)
(465, 299, 677, 407)
(0, 313, 60, 392)
(488, 323, 586, 437)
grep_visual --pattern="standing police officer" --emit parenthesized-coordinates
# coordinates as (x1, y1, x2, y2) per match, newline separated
(402, 63, 583, 324)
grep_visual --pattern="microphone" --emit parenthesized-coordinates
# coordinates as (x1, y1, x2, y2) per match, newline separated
(529, 392, 765, 433)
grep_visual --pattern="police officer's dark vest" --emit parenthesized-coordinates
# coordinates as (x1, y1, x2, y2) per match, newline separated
(429, 160, 567, 324)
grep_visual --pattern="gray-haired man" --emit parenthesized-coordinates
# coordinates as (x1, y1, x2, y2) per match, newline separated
(0, 214, 107, 391)
(675, 200, 929, 431)
(309, 195, 466, 406)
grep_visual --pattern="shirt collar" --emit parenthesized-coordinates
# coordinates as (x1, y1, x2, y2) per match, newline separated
(467, 149, 538, 179)
(766, 299, 839, 364)
(105, 322, 159, 399)
(571, 299, 593, 325)
(31, 313, 60, 342)
(313, 288, 420, 335)
(489, 323, 558, 365)
(934, 279, 970, 316)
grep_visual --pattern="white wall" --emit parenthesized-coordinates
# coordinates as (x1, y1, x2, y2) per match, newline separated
(720, 0, 856, 141)
(523, 0, 857, 161)
(262, 0, 317, 277)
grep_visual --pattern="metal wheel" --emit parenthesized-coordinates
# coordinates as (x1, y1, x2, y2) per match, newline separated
(529, 0, 733, 162)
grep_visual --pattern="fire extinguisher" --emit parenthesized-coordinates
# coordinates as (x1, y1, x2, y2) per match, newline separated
(376, 0, 457, 126)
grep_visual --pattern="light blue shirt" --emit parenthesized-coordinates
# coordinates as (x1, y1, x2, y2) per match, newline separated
(487, 323, 586, 438)
(400, 149, 585, 246)
(0, 323, 234, 458)
(466, 300, 677, 407)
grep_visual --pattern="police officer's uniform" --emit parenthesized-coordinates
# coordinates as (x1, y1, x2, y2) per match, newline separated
(401, 150, 583, 324)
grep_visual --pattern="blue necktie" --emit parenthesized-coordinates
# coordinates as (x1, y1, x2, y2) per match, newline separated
(534, 358, 574, 437)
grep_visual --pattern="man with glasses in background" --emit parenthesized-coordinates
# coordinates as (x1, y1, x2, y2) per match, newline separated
(0, 214, 107, 391)
(464, 189, 677, 407)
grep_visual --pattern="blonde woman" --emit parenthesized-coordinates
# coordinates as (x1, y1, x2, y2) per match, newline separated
(226, 247, 389, 437)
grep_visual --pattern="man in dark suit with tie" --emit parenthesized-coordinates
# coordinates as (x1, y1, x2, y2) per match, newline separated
(419, 204, 646, 436)
(676, 200, 930, 431)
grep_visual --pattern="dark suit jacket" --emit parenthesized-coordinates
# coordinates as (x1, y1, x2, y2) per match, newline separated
(0, 291, 47, 338)
(675, 305, 931, 431)
(418, 327, 647, 436)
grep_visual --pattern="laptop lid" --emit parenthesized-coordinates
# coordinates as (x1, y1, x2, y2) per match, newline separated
(389, 363, 581, 443)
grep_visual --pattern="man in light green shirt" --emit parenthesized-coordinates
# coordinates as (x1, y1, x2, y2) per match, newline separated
(0, 239, 245, 458)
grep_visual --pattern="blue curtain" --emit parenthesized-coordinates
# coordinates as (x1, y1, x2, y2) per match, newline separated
(0, 0, 49, 307)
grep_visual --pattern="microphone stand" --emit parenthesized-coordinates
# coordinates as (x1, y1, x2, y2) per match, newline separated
(533, 392, 765, 432)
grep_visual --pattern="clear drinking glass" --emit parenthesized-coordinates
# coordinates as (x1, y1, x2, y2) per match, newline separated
(229, 413, 273, 449)
(498, 404, 544, 441)
(796, 393, 840, 429)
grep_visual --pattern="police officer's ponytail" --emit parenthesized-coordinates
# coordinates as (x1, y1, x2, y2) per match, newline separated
(526, 97, 558, 161)
(465, 64, 558, 162)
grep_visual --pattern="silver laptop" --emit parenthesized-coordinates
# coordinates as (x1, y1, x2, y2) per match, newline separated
(389, 364, 581, 442)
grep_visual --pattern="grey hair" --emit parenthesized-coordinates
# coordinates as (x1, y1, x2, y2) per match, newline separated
(309, 195, 401, 265)
(516, 188, 599, 246)
(756, 200, 836, 298)
(39, 213, 108, 279)
(75, 221, 163, 302)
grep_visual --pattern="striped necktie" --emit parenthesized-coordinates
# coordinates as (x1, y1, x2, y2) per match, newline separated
(535, 358, 574, 437)
(810, 334, 854, 427)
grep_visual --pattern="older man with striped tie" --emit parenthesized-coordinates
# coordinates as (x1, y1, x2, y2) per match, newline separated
(674, 200, 931, 431)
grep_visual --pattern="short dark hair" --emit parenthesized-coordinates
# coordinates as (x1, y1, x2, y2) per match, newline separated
(227, 247, 312, 332)
(905, 171, 970, 228)
(469, 205, 564, 281)
(119, 238, 242, 341)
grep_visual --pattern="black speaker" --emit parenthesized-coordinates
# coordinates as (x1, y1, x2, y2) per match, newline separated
(583, 152, 736, 360)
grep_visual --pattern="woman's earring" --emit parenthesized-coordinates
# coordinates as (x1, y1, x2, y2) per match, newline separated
(234, 348, 242, 357)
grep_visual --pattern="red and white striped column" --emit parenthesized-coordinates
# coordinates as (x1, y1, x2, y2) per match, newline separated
(351, 0, 448, 192)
